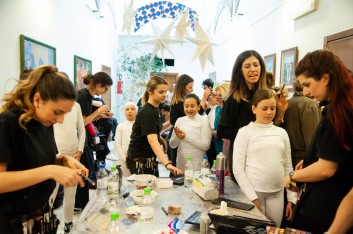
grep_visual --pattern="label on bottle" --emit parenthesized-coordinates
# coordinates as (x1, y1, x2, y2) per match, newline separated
(108, 181, 119, 194)
(97, 178, 108, 189)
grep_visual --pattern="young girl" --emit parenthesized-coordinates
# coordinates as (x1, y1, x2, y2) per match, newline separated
(233, 88, 294, 227)
(169, 94, 212, 172)
(114, 102, 138, 176)
(127, 76, 182, 176)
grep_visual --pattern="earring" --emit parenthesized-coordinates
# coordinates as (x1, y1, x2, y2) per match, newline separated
(35, 103, 39, 107)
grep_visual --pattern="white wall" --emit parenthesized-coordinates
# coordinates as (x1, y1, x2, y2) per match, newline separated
(0, 0, 119, 112)
(212, 0, 353, 86)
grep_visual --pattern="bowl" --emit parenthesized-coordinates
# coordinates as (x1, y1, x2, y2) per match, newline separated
(130, 189, 158, 205)
(133, 174, 156, 188)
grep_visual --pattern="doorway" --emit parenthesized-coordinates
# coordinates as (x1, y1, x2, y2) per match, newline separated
(324, 28, 353, 71)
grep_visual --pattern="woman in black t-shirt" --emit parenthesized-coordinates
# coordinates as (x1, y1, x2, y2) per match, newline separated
(127, 76, 182, 176)
(0, 65, 88, 233)
(283, 50, 353, 233)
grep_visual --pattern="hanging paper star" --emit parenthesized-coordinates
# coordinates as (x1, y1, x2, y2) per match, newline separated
(174, 9, 192, 44)
(138, 19, 180, 63)
(186, 20, 216, 71)
(214, 0, 240, 32)
(122, 0, 136, 35)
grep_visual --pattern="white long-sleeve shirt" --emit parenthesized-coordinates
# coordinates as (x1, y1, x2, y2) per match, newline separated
(170, 113, 212, 172)
(114, 120, 134, 161)
(207, 105, 217, 129)
(233, 122, 295, 202)
(54, 102, 85, 156)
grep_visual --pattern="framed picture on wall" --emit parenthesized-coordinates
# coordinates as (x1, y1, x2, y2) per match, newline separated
(20, 35, 56, 72)
(74, 55, 92, 90)
(280, 47, 298, 91)
(264, 53, 276, 78)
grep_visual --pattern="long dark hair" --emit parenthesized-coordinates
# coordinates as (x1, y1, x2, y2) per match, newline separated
(83, 72, 113, 90)
(171, 74, 194, 105)
(226, 50, 267, 102)
(295, 50, 353, 150)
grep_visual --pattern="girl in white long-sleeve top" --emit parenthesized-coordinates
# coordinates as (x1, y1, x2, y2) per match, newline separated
(170, 94, 212, 172)
(233, 88, 295, 227)
(114, 102, 137, 176)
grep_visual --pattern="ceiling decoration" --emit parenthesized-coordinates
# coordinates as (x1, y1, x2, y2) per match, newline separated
(214, 0, 240, 32)
(186, 20, 215, 71)
(134, 1, 198, 32)
(174, 9, 192, 44)
(122, 0, 136, 34)
(138, 19, 180, 63)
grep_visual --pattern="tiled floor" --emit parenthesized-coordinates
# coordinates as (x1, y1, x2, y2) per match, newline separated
(55, 141, 169, 233)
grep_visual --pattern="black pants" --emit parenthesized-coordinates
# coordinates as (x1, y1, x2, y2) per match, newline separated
(292, 212, 328, 233)
(206, 138, 217, 167)
(75, 144, 92, 210)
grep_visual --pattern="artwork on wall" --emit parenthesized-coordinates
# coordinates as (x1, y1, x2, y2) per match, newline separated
(74, 55, 92, 90)
(20, 35, 56, 72)
(264, 53, 276, 78)
(280, 47, 298, 91)
(292, 0, 319, 20)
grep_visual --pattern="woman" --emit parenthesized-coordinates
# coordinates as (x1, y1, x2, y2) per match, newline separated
(114, 102, 138, 176)
(75, 72, 113, 210)
(0, 65, 88, 233)
(169, 93, 212, 172)
(217, 50, 287, 182)
(283, 50, 353, 233)
(127, 76, 182, 176)
(233, 89, 295, 227)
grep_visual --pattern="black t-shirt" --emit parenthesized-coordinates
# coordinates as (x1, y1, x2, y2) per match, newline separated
(298, 105, 353, 226)
(0, 107, 57, 216)
(128, 103, 162, 158)
(217, 92, 255, 142)
(77, 88, 93, 116)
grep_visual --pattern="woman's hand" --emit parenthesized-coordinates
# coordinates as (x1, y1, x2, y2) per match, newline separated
(174, 126, 185, 139)
(51, 165, 85, 187)
(286, 201, 293, 221)
(97, 104, 110, 114)
(295, 160, 304, 170)
(166, 164, 183, 175)
(62, 156, 89, 185)
(276, 91, 288, 116)
(252, 199, 262, 212)
(211, 130, 217, 137)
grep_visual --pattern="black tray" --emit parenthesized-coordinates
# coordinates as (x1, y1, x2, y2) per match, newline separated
(208, 212, 275, 234)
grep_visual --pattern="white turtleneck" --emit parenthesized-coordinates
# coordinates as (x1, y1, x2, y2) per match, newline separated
(170, 113, 212, 172)
(233, 122, 294, 202)
(114, 120, 135, 161)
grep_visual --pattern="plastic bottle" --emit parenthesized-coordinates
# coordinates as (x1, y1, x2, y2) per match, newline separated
(216, 153, 226, 195)
(184, 156, 194, 189)
(200, 212, 211, 234)
(96, 164, 108, 202)
(109, 212, 124, 233)
(139, 188, 154, 233)
(108, 166, 120, 206)
(201, 156, 210, 175)
(210, 159, 217, 188)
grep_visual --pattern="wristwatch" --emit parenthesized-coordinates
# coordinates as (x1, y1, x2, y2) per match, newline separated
(289, 171, 295, 183)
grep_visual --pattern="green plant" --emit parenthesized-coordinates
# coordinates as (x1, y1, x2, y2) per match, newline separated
(118, 43, 167, 104)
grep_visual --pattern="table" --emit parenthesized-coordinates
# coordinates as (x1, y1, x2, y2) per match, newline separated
(72, 177, 270, 233)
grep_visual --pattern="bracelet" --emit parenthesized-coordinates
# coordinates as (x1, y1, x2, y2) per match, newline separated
(165, 162, 172, 169)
